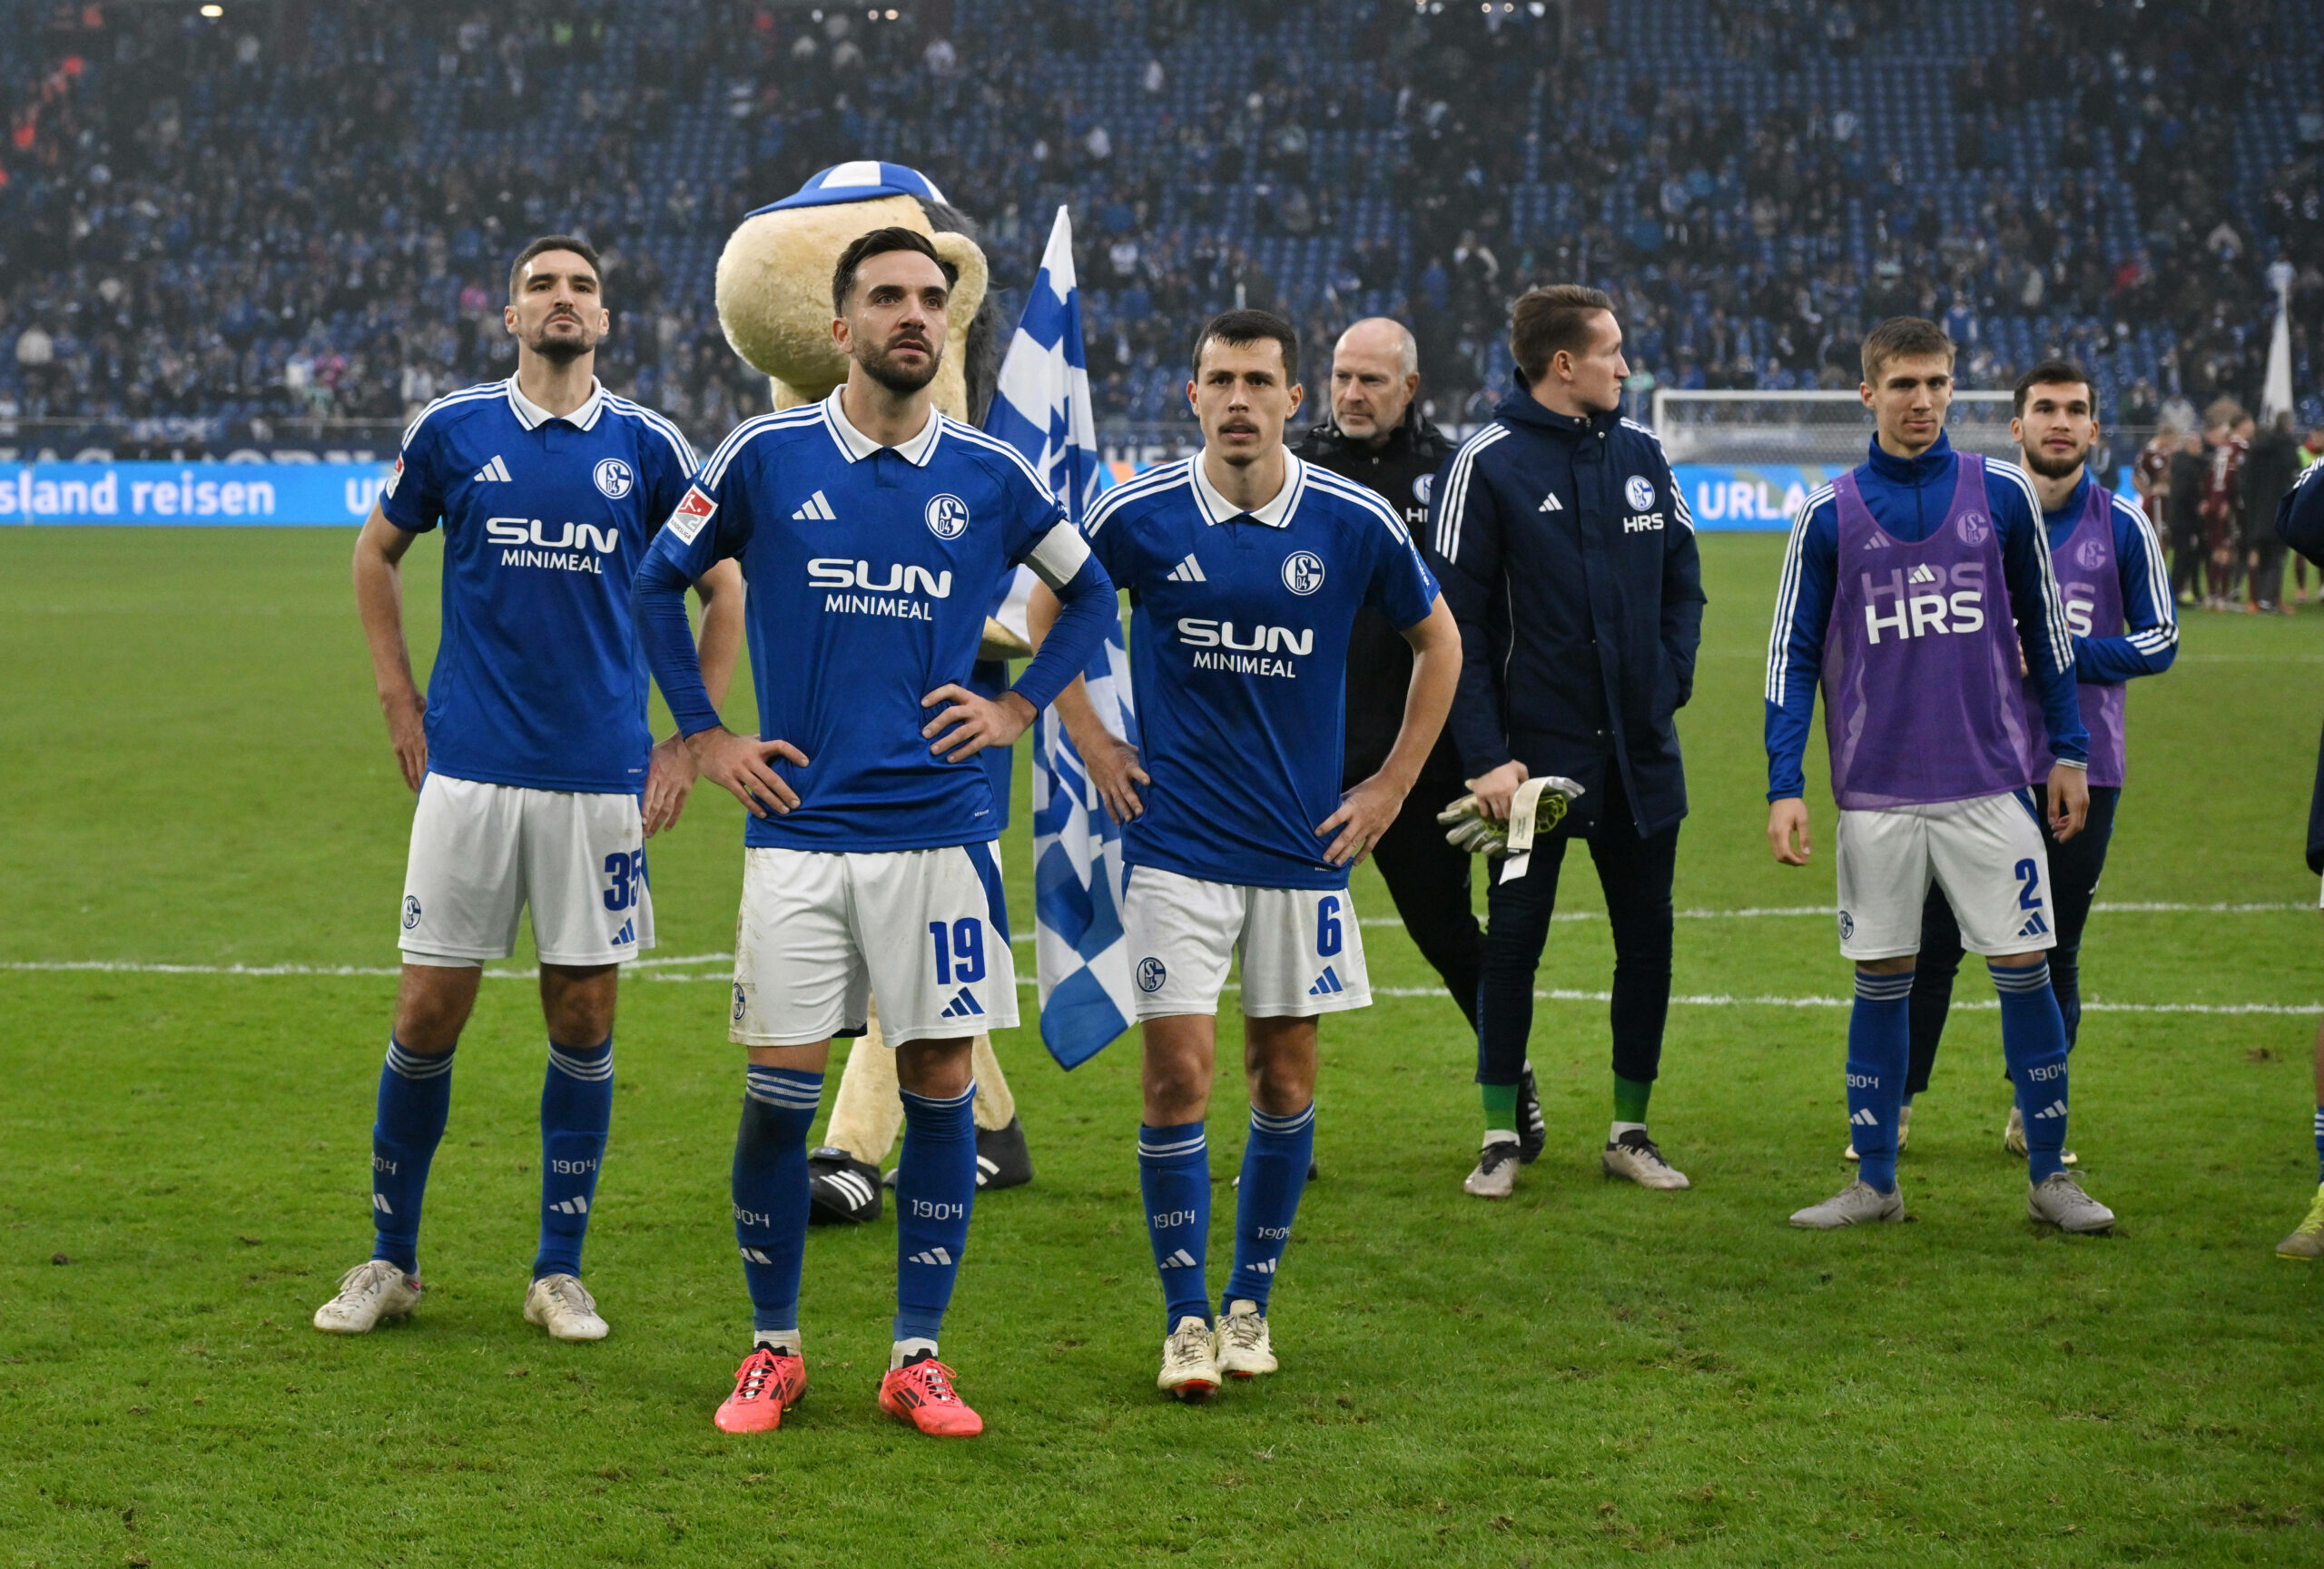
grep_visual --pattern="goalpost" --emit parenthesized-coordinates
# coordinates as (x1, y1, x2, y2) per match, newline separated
(1647, 389, 2019, 467)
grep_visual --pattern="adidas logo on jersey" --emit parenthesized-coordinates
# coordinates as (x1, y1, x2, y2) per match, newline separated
(907, 1247, 955, 1267)
(791, 489, 836, 521)
(2019, 912, 2050, 938)
(1166, 552, 1207, 582)
(1849, 1108, 1879, 1127)
(549, 1195, 590, 1216)
(610, 919, 635, 946)
(1908, 564, 1939, 585)
(473, 455, 512, 483)
(2029, 1098, 2068, 1120)
(939, 987, 985, 1020)
(1538, 493, 1563, 512)
(1158, 1248, 1199, 1269)
(1307, 966, 1344, 996)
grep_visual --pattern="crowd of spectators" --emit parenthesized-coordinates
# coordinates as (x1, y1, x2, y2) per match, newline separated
(0, 0, 2317, 451)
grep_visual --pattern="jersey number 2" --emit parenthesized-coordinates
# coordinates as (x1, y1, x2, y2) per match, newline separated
(2014, 858, 2043, 911)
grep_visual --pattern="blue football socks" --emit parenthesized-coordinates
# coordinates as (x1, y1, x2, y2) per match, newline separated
(734, 1065, 821, 1337)
(1846, 971, 1914, 1194)
(370, 1038, 456, 1275)
(892, 1081, 977, 1344)
(1225, 1103, 1314, 1315)
(533, 1037, 613, 1281)
(1994, 960, 2071, 1182)
(1138, 1120, 1211, 1331)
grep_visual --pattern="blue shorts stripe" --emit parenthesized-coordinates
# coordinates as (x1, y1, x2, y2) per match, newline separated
(963, 840, 1010, 946)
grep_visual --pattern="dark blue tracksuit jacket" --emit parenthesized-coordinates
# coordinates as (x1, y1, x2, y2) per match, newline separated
(1426, 385, 1705, 837)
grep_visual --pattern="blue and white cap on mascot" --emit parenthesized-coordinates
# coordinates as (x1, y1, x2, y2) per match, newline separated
(749, 161, 950, 216)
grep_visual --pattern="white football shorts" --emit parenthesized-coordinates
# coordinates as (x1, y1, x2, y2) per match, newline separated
(1122, 864, 1371, 1021)
(399, 774, 652, 967)
(729, 843, 1019, 1048)
(1834, 791, 2057, 962)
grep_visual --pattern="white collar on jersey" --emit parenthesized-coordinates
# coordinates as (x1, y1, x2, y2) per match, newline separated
(821, 386, 942, 467)
(505, 375, 606, 431)
(1189, 447, 1305, 528)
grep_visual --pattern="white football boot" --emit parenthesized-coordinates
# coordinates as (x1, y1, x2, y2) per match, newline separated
(1214, 1299, 1277, 1380)
(1157, 1316, 1220, 1401)
(1462, 1136, 1523, 1199)
(1602, 1130, 1690, 1189)
(313, 1258, 423, 1333)
(2027, 1171, 2114, 1233)
(1789, 1179, 1905, 1229)
(524, 1273, 610, 1341)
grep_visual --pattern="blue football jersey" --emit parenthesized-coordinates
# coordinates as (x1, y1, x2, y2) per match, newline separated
(1084, 451, 1442, 890)
(381, 377, 696, 793)
(638, 390, 1092, 852)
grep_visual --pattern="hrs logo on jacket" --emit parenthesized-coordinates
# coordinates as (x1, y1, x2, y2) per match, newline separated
(1620, 473, 1665, 532)
(1860, 561, 1986, 645)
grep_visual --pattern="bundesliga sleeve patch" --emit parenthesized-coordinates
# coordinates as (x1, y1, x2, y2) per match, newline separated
(666, 485, 716, 545)
(383, 454, 404, 498)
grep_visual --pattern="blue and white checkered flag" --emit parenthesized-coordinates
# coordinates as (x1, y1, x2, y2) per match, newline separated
(983, 206, 1138, 1069)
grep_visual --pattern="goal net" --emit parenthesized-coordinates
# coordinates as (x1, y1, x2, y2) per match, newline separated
(1647, 389, 2018, 467)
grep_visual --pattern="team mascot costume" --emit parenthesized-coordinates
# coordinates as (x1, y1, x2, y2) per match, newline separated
(714, 162, 1033, 1219)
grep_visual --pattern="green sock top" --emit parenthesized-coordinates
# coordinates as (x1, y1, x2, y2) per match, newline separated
(1481, 1082, 1519, 1130)
(1613, 1073, 1653, 1126)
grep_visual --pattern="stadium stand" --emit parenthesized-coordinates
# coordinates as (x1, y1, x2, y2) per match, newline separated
(0, 0, 2317, 453)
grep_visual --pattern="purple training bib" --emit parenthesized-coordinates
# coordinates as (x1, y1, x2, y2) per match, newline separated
(1821, 452, 2034, 809)
(2021, 480, 2127, 787)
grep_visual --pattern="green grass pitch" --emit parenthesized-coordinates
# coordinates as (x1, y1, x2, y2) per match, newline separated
(4, 526, 2323, 1566)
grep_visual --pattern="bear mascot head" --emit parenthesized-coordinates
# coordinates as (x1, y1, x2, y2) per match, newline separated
(714, 160, 1000, 425)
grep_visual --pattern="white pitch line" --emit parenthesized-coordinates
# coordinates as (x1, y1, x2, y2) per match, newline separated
(1358, 900, 2304, 927)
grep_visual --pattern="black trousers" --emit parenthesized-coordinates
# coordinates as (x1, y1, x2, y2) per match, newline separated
(1352, 756, 1483, 1028)
(1475, 765, 1679, 1088)
(2169, 520, 2203, 601)
(1906, 784, 2120, 1095)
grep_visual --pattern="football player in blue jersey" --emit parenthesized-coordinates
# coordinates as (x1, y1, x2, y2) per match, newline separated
(318, 236, 744, 1344)
(1028, 311, 1461, 1401)
(634, 227, 1117, 1437)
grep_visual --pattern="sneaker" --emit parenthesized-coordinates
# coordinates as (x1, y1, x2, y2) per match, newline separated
(2004, 1105, 2075, 1165)
(2276, 1186, 2324, 1258)
(523, 1273, 608, 1342)
(2027, 1170, 2115, 1233)
(1514, 1062, 1547, 1164)
(974, 1115, 1034, 1191)
(878, 1354, 983, 1437)
(1602, 1129, 1690, 1189)
(312, 1258, 422, 1334)
(1215, 1299, 1277, 1380)
(1157, 1315, 1221, 1400)
(806, 1146, 882, 1225)
(1462, 1137, 1523, 1199)
(1789, 1179, 1905, 1229)
(714, 1345, 806, 1434)
(1845, 1104, 1910, 1161)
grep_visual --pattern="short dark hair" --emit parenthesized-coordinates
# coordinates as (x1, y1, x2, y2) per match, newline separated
(1190, 309, 1300, 383)
(1860, 316, 1955, 385)
(1510, 284, 1615, 384)
(2013, 359, 2096, 418)
(507, 234, 602, 301)
(831, 226, 956, 317)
